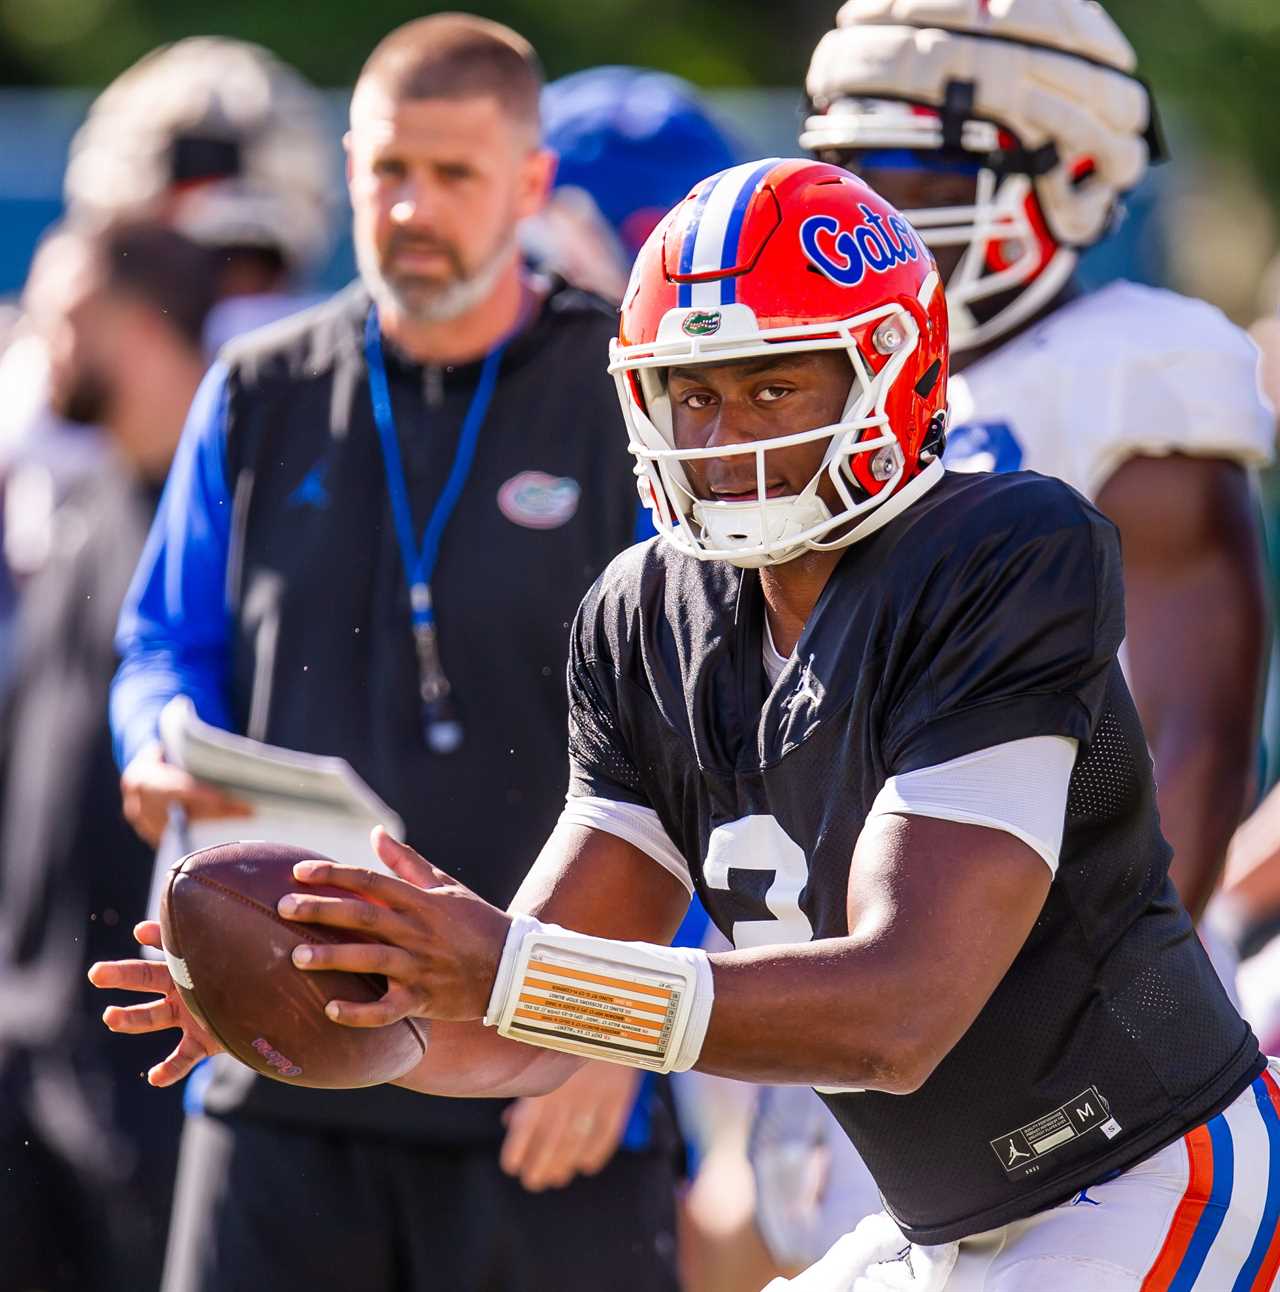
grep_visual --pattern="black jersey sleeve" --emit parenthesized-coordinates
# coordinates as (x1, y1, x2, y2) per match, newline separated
(882, 480, 1125, 775)
(565, 584, 652, 809)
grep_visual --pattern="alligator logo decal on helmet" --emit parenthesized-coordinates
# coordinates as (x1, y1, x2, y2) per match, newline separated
(682, 310, 722, 337)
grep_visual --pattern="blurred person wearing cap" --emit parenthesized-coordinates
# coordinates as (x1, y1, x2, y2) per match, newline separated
(724, 2, 1276, 1282)
(0, 220, 217, 1292)
(109, 16, 678, 1292)
(527, 65, 739, 302)
(62, 34, 336, 351)
(0, 37, 336, 696)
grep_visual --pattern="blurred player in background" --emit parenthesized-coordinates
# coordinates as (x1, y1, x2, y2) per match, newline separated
(110, 16, 679, 1292)
(728, 0, 1276, 1278)
(805, 0, 1271, 919)
(0, 220, 216, 1292)
(0, 37, 334, 698)
(1223, 789, 1280, 1058)
(0, 243, 112, 693)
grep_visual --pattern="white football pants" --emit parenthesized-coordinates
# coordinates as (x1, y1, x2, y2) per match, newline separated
(763, 1060, 1280, 1292)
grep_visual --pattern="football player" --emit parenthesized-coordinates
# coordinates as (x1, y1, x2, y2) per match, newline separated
(92, 161, 1279, 1290)
(801, 0, 1272, 927)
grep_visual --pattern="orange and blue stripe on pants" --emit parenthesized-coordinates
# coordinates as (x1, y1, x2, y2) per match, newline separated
(1142, 1068, 1280, 1291)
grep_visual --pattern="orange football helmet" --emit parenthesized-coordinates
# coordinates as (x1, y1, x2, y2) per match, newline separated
(610, 158, 949, 567)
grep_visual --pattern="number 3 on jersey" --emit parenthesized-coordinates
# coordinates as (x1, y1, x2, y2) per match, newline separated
(702, 815, 814, 949)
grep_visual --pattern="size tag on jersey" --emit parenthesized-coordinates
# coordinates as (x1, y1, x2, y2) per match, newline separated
(990, 1087, 1121, 1178)
(497, 938, 689, 1072)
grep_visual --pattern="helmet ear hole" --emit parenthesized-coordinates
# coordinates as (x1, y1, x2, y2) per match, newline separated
(914, 359, 943, 400)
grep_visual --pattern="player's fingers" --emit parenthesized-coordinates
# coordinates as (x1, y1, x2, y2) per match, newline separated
(518, 1104, 580, 1191)
(103, 995, 181, 1034)
(499, 1098, 541, 1176)
(523, 1132, 581, 1191)
(323, 983, 417, 1029)
(89, 957, 173, 994)
(148, 1033, 209, 1087)
(134, 920, 164, 950)
(288, 860, 425, 914)
(372, 827, 452, 892)
(276, 890, 414, 942)
(290, 941, 418, 980)
(577, 1123, 622, 1176)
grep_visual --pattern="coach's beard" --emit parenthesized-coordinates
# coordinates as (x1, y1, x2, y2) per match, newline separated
(359, 232, 518, 325)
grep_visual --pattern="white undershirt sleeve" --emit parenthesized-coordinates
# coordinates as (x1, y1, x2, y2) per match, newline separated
(557, 796, 694, 894)
(868, 736, 1078, 874)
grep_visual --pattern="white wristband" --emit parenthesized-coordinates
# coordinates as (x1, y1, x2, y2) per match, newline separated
(484, 914, 714, 1073)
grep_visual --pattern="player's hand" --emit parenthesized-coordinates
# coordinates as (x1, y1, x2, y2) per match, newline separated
(120, 740, 253, 846)
(500, 1061, 641, 1191)
(88, 920, 225, 1086)
(278, 826, 511, 1027)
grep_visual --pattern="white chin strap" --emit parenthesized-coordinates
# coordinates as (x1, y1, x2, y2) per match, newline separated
(690, 457, 944, 569)
(690, 494, 834, 570)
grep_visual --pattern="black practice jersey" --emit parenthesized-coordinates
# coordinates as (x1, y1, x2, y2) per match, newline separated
(567, 468, 1262, 1243)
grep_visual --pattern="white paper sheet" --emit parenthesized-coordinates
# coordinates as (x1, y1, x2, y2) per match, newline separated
(144, 697, 406, 935)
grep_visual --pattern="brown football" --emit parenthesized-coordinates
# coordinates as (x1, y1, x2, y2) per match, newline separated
(159, 840, 428, 1089)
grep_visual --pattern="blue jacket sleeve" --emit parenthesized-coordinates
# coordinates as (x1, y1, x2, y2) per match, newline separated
(110, 362, 237, 769)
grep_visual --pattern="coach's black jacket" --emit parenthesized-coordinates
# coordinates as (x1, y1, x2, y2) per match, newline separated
(197, 280, 638, 1141)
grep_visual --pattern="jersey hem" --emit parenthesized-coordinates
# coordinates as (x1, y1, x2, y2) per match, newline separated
(886, 1041, 1265, 1245)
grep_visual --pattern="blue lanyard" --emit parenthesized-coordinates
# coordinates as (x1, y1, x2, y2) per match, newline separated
(364, 305, 505, 628)
(364, 305, 506, 752)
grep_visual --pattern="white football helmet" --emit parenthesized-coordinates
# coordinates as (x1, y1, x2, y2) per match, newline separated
(64, 38, 336, 273)
(802, 0, 1162, 351)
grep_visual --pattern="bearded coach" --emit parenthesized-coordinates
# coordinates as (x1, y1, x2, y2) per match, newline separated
(109, 15, 677, 1292)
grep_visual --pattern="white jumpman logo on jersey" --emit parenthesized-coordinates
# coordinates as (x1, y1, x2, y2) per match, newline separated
(1006, 1140, 1031, 1166)
(789, 654, 822, 709)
